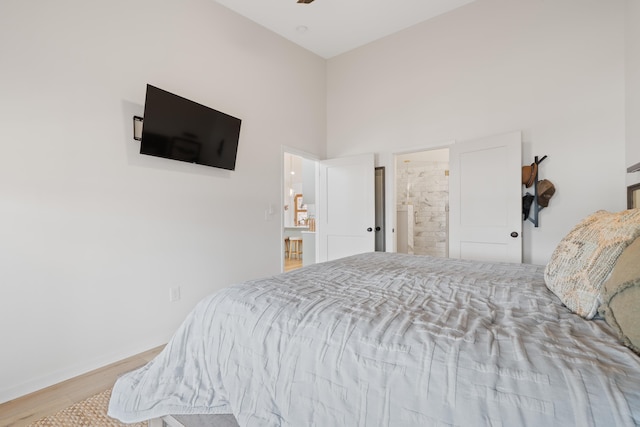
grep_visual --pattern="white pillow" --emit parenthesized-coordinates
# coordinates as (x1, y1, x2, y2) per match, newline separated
(544, 209, 640, 319)
(598, 237, 640, 353)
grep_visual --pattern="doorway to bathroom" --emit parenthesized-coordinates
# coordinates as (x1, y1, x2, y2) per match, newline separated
(395, 148, 450, 257)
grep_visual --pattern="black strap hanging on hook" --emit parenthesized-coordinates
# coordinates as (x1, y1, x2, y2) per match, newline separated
(536, 155, 547, 165)
(527, 155, 548, 227)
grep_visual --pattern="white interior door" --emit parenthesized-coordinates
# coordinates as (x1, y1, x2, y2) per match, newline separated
(318, 154, 375, 262)
(449, 131, 522, 263)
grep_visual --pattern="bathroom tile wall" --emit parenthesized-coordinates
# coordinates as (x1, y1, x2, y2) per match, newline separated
(396, 160, 449, 257)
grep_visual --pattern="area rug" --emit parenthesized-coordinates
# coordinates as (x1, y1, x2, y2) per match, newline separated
(27, 388, 147, 427)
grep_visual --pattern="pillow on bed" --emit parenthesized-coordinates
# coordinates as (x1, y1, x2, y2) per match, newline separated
(599, 237, 640, 353)
(544, 209, 640, 319)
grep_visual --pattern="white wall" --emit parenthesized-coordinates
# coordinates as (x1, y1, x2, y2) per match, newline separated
(327, 0, 627, 265)
(627, 0, 640, 186)
(0, 0, 326, 403)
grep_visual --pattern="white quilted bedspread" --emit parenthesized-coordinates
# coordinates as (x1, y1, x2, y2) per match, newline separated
(108, 253, 640, 426)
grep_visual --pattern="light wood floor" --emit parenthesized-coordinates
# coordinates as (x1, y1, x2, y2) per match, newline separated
(0, 346, 164, 427)
(284, 257, 303, 272)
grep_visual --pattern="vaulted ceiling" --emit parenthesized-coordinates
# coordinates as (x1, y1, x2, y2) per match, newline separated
(214, 0, 475, 58)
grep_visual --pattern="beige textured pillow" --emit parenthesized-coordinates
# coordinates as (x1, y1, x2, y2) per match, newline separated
(544, 209, 640, 319)
(599, 237, 640, 353)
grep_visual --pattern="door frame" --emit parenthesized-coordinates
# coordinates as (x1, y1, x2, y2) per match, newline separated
(374, 167, 386, 252)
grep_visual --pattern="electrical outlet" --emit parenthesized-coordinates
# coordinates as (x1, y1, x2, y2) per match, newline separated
(169, 286, 181, 302)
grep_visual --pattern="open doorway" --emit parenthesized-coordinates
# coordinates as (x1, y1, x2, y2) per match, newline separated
(283, 151, 317, 272)
(395, 148, 450, 257)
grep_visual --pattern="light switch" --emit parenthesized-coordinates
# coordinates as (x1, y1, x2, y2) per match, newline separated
(169, 286, 181, 302)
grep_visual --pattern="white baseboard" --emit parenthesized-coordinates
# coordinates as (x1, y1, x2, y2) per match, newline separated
(0, 340, 165, 404)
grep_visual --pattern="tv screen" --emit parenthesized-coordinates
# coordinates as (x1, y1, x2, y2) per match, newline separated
(140, 85, 241, 171)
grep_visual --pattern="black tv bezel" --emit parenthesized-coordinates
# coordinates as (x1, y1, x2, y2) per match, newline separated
(139, 84, 241, 171)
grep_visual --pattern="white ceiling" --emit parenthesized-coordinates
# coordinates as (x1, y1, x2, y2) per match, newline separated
(214, 0, 476, 59)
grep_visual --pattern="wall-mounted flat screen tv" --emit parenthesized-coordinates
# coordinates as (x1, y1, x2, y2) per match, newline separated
(140, 84, 241, 171)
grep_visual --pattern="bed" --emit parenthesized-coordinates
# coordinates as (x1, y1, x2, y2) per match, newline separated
(108, 210, 640, 426)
